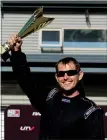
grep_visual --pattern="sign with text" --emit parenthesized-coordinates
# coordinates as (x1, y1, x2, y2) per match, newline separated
(4, 105, 107, 139)
(4, 105, 41, 140)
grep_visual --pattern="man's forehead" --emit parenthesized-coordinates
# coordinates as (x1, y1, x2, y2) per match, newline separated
(58, 61, 76, 68)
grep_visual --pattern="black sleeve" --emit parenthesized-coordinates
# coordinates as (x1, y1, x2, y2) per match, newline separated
(10, 51, 48, 113)
(83, 109, 105, 140)
(1, 51, 11, 61)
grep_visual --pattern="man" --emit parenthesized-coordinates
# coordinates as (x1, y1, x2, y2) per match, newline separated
(2, 34, 105, 140)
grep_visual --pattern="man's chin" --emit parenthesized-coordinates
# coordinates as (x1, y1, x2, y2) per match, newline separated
(60, 87, 77, 96)
(63, 85, 74, 91)
(63, 88, 72, 91)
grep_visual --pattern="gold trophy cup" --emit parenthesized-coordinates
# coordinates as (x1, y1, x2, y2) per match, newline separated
(1, 7, 54, 60)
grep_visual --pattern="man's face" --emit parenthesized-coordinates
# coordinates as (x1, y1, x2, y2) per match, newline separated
(55, 61, 83, 91)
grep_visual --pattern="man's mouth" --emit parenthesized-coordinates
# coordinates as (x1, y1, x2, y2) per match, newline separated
(63, 82, 72, 85)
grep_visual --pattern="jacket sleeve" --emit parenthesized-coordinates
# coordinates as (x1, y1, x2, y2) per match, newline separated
(83, 109, 105, 140)
(10, 51, 47, 112)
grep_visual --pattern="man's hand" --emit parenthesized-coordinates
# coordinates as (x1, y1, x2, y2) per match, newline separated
(8, 34, 23, 51)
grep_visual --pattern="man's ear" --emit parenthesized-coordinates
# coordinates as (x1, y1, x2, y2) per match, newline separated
(55, 73, 58, 82)
(79, 71, 84, 81)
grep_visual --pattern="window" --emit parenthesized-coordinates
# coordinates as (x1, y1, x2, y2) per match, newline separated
(40, 29, 107, 54)
(42, 31, 60, 45)
(40, 29, 63, 52)
(64, 29, 107, 48)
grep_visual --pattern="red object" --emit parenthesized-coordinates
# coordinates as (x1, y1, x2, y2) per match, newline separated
(4, 105, 107, 139)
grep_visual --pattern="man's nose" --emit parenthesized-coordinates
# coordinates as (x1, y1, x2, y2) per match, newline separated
(63, 73, 69, 79)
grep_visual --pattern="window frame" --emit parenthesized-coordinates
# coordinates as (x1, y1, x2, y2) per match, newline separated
(39, 27, 107, 54)
(39, 29, 63, 47)
(63, 27, 107, 49)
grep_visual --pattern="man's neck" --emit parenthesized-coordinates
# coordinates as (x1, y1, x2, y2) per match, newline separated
(63, 90, 80, 98)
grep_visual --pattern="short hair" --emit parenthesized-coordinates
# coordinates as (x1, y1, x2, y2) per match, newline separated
(55, 57, 81, 72)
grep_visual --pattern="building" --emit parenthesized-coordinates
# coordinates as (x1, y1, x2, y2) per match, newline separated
(1, 0, 107, 139)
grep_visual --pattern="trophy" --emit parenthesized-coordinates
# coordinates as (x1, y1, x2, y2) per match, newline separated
(1, 7, 54, 60)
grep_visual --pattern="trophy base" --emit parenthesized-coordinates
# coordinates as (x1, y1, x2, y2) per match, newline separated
(0, 43, 11, 61)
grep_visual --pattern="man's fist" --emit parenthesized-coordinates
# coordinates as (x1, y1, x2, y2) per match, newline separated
(8, 33, 23, 51)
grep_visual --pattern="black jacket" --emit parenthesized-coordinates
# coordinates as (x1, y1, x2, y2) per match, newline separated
(9, 51, 105, 140)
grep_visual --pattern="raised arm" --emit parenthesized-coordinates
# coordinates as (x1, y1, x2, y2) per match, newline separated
(2, 34, 47, 112)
